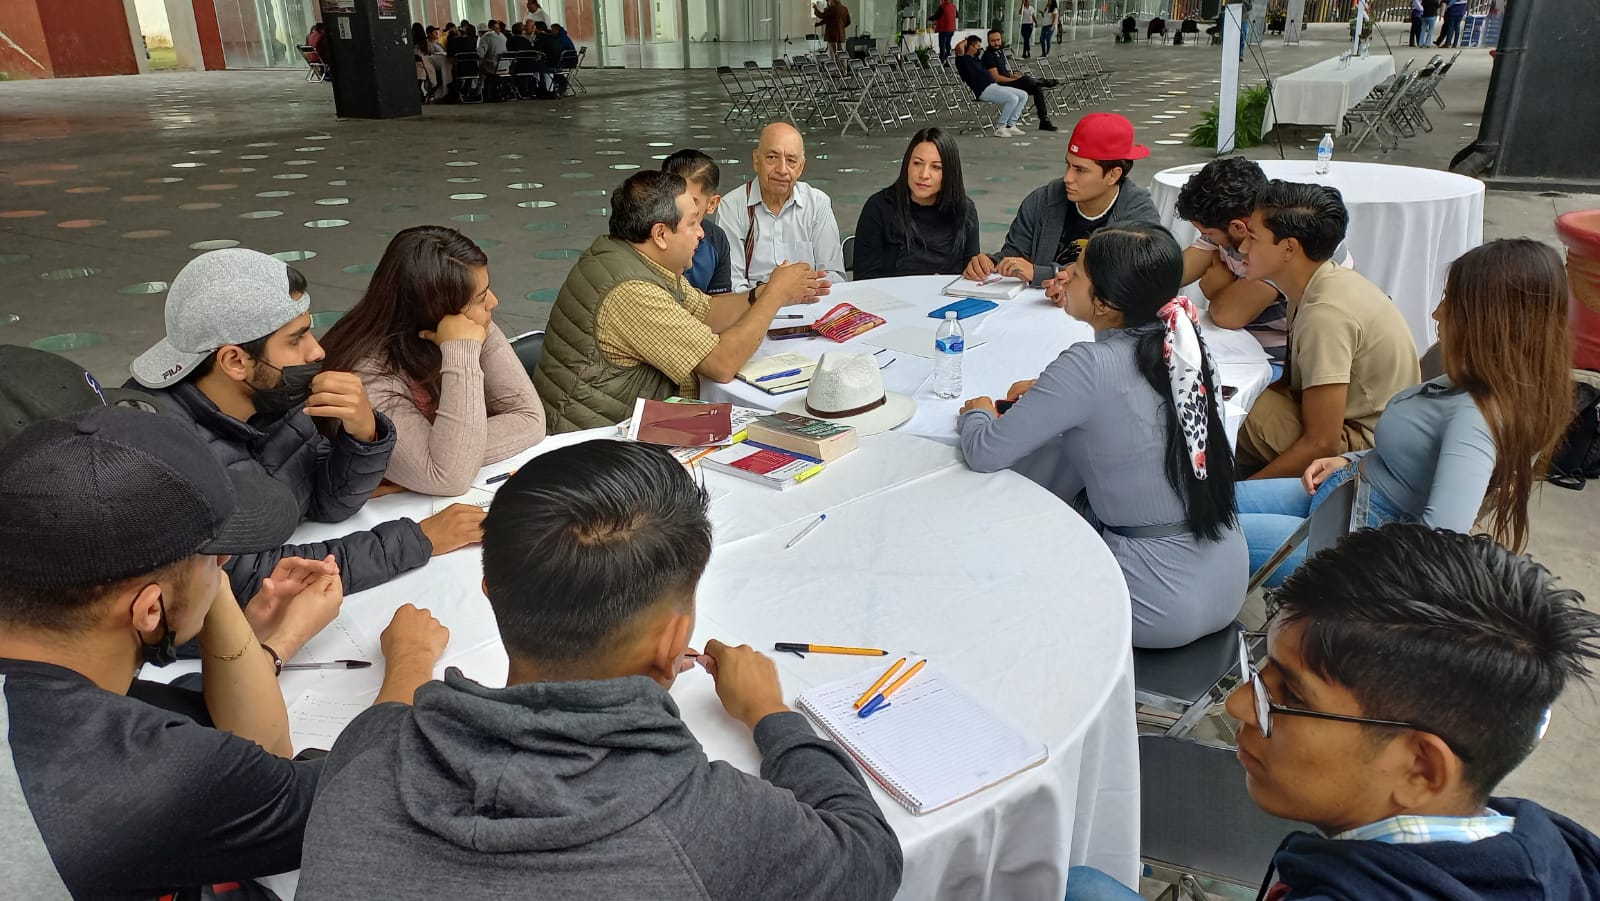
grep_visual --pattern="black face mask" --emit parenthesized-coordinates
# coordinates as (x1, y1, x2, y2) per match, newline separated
(253, 361, 322, 419)
(139, 597, 177, 667)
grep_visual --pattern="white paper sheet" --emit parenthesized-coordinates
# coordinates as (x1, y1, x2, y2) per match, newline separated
(289, 689, 375, 752)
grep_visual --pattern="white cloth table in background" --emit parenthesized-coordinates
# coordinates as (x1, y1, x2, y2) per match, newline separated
(211, 428, 1139, 900)
(1150, 160, 1484, 351)
(1260, 54, 1396, 134)
(701, 275, 1273, 446)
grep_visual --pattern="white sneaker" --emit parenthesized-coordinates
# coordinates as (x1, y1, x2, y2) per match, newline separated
(1010, 124, 1027, 135)
(996, 125, 1019, 137)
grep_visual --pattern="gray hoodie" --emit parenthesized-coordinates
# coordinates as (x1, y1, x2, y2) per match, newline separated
(298, 669, 903, 900)
(986, 178, 1163, 286)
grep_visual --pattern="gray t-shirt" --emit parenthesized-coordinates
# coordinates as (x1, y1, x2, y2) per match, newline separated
(1359, 376, 1494, 532)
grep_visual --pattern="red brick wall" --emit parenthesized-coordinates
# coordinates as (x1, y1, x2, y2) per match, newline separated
(35, 0, 139, 77)
(0, 0, 52, 79)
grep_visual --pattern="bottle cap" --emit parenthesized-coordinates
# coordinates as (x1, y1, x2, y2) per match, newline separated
(945, 311, 957, 319)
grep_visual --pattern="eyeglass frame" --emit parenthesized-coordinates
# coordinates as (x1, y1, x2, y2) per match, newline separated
(1235, 630, 1475, 762)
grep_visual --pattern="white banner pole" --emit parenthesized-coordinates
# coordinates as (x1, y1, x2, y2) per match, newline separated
(1219, 2, 1242, 154)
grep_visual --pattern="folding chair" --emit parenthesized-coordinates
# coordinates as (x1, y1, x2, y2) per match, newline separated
(797, 59, 844, 128)
(717, 65, 771, 125)
(452, 53, 483, 103)
(492, 53, 521, 101)
(831, 59, 878, 135)
(1346, 69, 1415, 150)
(509, 330, 546, 378)
(767, 59, 813, 123)
(297, 45, 328, 82)
(1139, 734, 1315, 901)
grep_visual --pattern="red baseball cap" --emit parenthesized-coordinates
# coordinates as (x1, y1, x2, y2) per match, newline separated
(1067, 113, 1150, 160)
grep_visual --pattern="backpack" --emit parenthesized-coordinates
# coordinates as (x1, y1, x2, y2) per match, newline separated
(1549, 373, 1600, 490)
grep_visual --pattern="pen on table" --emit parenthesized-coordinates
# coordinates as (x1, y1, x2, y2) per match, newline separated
(755, 368, 804, 383)
(774, 314, 805, 320)
(280, 660, 373, 671)
(854, 656, 907, 708)
(859, 658, 927, 718)
(979, 273, 1004, 285)
(784, 513, 826, 548)
(773, 642, 887, 656)
(485, 469, 517, 485)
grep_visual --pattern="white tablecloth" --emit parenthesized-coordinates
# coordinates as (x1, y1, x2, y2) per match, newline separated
(194, 427, 1140, 900)
(1150, 160, 1484, 351)
(702, 275, 1273, 447)
(1260, 54, 1396, 134)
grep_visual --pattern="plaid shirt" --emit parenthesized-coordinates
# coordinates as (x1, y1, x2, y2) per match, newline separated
(1331, 811, 1516, 845)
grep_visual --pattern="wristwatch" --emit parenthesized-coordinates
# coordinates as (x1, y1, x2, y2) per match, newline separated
(260, 642, 283, 677)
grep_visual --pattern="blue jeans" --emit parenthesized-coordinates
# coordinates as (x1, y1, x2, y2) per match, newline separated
(1021, 23, 1035, 55)
(980, 83, 1030, 126)
(1439, 10, 1464, 44)
(1420, 15, 1438, 45)
(1236, 464, 1407, 587)
(1040, 23, 1054, 54)
(938, 30, 954, 61)
(1064, 866, 1140, 901)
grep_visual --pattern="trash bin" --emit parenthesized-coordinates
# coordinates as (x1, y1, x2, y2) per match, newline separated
(1557, 210, 1600, 372)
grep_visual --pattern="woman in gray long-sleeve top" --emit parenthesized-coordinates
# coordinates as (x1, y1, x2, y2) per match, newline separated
(958, 225, 1246, 649)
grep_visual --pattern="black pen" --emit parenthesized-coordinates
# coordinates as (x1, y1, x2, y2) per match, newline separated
(281, 659, 373, 671)
(485, 470, 516, 485)
(775, 314, 805, 320)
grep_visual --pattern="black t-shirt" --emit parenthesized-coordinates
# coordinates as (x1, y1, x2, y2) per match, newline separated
(953, 54, 994, 95)
(1054, 199, 1116, 266)
(980, 47, 1012, 77)
(0, 658, 321, 899)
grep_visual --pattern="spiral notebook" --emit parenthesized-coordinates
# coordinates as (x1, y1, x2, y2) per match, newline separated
(795, 664, 1048, 815)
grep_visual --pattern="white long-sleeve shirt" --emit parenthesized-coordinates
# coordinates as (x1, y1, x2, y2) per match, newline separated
(717, 181, 848, 291)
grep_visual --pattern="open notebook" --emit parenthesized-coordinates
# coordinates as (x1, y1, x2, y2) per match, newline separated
(795, 664, 1048, 815)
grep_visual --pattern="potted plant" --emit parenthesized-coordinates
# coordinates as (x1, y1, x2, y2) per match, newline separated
(1189, 83, 1272, 149)
(1348, 14, 1374, 42)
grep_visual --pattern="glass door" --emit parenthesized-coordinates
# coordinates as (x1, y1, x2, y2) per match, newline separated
(213, 0, 316, 68)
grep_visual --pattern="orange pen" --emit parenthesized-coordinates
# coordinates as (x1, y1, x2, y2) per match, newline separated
(853, 657, 907, 709)
(879, 659, 927, 700)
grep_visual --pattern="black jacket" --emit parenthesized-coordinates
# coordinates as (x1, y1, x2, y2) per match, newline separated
(132, 379, 432, 600)
(852, 187, 980, 279)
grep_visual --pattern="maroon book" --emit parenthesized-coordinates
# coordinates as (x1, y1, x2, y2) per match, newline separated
(627, 399, 733, 447)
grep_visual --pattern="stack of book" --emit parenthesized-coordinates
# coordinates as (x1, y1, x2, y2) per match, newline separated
(621, 398, 762, 466)
(700, 412, 858, 489)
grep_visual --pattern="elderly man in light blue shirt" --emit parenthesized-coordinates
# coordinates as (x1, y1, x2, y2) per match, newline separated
(719, 122, 847, 293)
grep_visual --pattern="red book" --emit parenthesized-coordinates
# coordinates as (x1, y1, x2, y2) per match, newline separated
(624, 398, 733, 447)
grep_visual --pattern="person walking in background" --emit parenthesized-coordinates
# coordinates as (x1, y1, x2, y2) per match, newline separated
(1019, 0, 1037, 57)
(818, 0, 852, 55)
(1420, 0, 1441, 47)
(933, 0, 959, 62)
(853, 128, 981, 279)
(1438, 0, 1468, 46)
(1408, 0, 1424, 46)
(1041, 0, 1059, 56)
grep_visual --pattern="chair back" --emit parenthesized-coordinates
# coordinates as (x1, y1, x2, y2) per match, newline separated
(1419, 342, 1444, 380)
(1140, 734, 1312, 888)
(842, 234, 856, 274)
(1306, 472, 1357, 558)
(559, 49, 579, 70)
(509, 330, 546, 378)
(1133, 621, 1241, 710)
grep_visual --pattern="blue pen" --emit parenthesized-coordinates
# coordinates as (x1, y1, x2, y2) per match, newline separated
(755, 368, 804, 383)
(858, 695, 891, 718)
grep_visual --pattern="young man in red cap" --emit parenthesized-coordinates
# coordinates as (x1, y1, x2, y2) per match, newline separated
(964, 113, 1161, 287)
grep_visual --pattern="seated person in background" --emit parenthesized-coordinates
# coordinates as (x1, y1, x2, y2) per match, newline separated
(853, 126, 980, 279)
(1121, 13, 1138, 38)
(719, 122, 848, 291)
(476, 18, 506, 75)
(953, 35, 1029, 137)
(535, 171, 826, 432)
(1238, 239, 1574, 586)
(305, 22, 327, 63)
(1069, 524, 1600, 900)
(0, 406, 449, 898)
(1236, 181, 1419, 480)
(1176, 157, 1354, 368)
(320, 226, 545, 497)
(959, 225, 1245, 649)
(964, 113, 1160, 287)
(662, 149, 732, 294)
(553, 22, 576, 57)
(129, 249, 482, 616)
(298, 441, 903, 900)
(981, 29, 1059, 132)
(505, 20, 533, 53)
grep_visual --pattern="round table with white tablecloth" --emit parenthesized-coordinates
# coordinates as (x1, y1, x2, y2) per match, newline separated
(1150, 160, 1485, 352)
(219, 427, 1141, 900)
(702, 275, 1274, 447)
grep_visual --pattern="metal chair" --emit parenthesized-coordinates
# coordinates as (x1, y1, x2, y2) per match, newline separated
(509, 330, 546, 379)
(717, 65, 772, 125)
(562, 47, 588, 95)
(842, 234, 855, 275)
(1134, 477, 1358, 738)
(1139, 734, 1314, 900)
(297, 44, 328, 82)
(452, 52, 483, 103)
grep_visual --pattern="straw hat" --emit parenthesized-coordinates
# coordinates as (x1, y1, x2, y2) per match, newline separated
(778, 352, 915, 436)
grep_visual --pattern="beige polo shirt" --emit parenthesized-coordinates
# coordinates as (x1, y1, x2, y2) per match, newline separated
(1287, 261, 1420, 433)
(595, 254, 719, 399)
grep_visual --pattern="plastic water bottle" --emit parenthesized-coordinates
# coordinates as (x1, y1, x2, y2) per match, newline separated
(1316, 133, 1334, 175)
(933, 311, 964, 399)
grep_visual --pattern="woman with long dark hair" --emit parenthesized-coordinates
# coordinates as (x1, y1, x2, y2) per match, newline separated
(1239, 238, 1573, 584)
(852, 127, 980, 280)
(320, 226, 545, 496)
(959, 224, 1243, 649)
(412, 23, 450, 101)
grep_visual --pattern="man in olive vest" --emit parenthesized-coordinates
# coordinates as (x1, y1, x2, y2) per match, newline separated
(535, 170, 828, 433)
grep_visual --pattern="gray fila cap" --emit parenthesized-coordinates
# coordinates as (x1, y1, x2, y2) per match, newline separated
(130, 248, 311, 389)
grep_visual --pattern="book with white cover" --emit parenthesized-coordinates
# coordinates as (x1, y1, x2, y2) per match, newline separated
(943, 275, 1026, 300)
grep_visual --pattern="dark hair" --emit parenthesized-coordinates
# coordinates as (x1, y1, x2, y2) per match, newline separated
(511, 21, 524, 35)
(190, 266, 308, 381)
(310, 23, 325, 34)
(891, 127, 969, 252)
(1441, 239, 1574, 551)
(411, 22, 430, 50)
(1175, 156, 1267, 230)
(319, 226, 488, 405)
(1089, 158, 1134, 186)
(482, 441, 712, 662)
(1271, 524, 1600, 800)
(661, 149, 721, 193)
(1082, 225, 1236, 539)
(961, 35, 982, 50)
(1254, 179, 1347, 263)
(0, 559, 188, 632)
(611, 171, 688, 244)
(987, 28, 1002, 37)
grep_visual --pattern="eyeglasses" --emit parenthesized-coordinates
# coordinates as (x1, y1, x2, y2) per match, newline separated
(1235, 631, 1473, 761)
